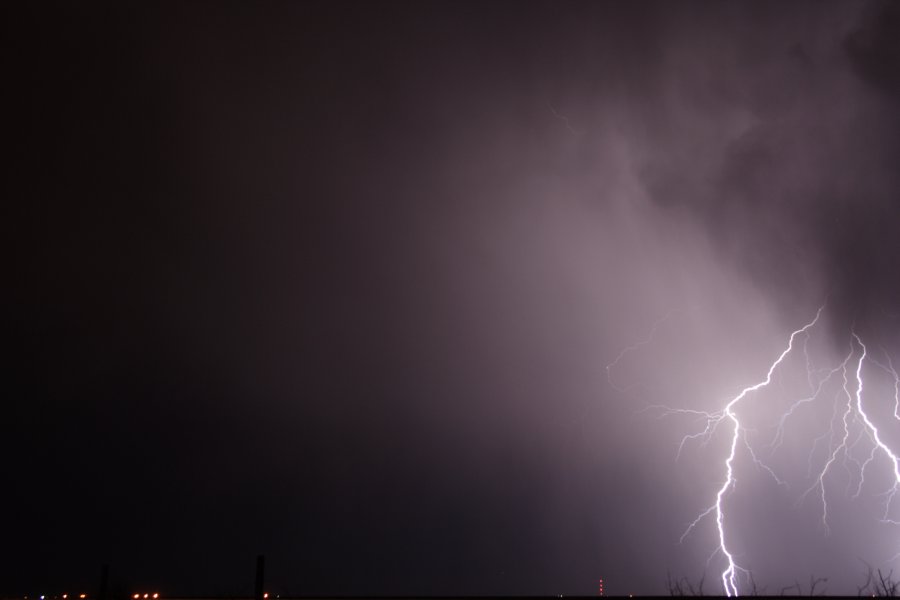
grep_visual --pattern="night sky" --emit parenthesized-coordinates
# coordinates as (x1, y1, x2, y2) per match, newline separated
(7, 1, 900, 596)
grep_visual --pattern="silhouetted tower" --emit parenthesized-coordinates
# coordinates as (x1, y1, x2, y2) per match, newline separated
(98, 564, 109, 600)
(254, 555, 265, 600)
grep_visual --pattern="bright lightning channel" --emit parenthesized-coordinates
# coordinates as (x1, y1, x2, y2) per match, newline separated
(680, 307, 824, 597)
(611, 305, 900, 596)
(851, 335, 900, 524)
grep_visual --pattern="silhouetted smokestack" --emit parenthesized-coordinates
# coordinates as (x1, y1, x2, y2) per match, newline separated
(254, 555, 265, 600)
(98, 564, 109, 600)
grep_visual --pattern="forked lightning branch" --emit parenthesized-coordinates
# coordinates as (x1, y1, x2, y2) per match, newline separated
(608, 305, 900, 596)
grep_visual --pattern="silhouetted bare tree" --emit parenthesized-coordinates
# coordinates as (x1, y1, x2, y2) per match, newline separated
(857, 564, 899, 597)
(665, 572, 832, 596)
(666, 570, 706, 596)
(778, 575, 827, 596)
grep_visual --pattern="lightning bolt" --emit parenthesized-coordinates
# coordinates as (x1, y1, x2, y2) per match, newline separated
(797, 342, 856, 534)
(685, 308, 823, 596)
(796, 335, 900, 531)
(851, 335, 900, 523)
(607, 309, 684, 394)
(547, 102, 586, 136)
(868, 348, 900, 421)
(611, 304, 900, 596)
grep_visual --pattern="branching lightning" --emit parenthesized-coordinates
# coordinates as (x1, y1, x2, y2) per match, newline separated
(610, 305, 900, 596)
(547, 102, 586, 136)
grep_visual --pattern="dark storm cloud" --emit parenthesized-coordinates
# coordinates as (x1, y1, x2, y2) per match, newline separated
(630, 0, 900, 338)
(7, 1, 900, 596)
